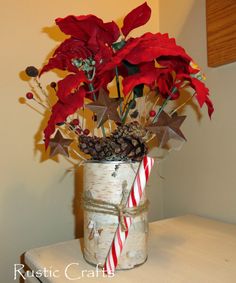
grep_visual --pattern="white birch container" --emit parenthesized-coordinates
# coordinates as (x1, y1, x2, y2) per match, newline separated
(83, 161, 149, 270)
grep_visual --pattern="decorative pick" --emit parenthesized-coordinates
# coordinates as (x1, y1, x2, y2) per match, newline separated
(48, 130, 73, 157)
(146, 111, 187, 147)
(86, 88, 121, 127)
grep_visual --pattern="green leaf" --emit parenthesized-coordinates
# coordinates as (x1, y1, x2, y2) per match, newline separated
(112, 40, 126, 51)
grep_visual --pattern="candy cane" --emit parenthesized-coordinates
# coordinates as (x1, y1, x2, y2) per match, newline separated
(103, 156, 154, 275)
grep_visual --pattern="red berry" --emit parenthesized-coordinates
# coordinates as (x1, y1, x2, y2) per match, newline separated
(72, 119, 79, 126)
(26, 92, 34, 99)
(83, 129, 90, 135)
(76, 128, 82, 134)
(149, 110, 156, 117)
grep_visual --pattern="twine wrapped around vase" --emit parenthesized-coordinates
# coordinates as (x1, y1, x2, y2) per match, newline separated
(82, 193, 149, 231)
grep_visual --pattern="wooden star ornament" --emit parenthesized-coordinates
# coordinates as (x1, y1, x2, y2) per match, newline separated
(86, 88, 121, 127)
(49, 130, 73, 157)
(146, 111, 187, 147)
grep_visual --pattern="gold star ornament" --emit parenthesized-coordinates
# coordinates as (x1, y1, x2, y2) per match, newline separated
(146, 111, 186, 147)
(49, 130, 73, 157)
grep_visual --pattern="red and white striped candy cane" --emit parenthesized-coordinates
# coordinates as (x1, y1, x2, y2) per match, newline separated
(103, 155, 154, 275)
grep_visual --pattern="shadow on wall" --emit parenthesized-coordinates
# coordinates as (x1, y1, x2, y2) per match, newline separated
(159, 0, 204, 122)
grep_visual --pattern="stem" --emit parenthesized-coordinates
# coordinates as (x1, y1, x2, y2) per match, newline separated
(152, 87, 177, 123)
(108, 115, 112, 134)
(24, 102, 44, 116)
(121, 91, 134, 123)
(71, 149, 87, 161)
(115, 67, 121, 99)
(87, 81, 106, 137)
(115, 67, 123, 117)
(88, 82, 97, 102)
(121, 102, 132, 123)
(64, 121, 79, 136)
(152, 96, 160, 110)
(122, 92, 132, 112)
(32, 98, 48, 110)
(34, 78, 51, 106)
(170, 92, 196, 116)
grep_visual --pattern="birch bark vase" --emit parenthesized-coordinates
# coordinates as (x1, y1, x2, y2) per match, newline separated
(83, 161, 148, 269)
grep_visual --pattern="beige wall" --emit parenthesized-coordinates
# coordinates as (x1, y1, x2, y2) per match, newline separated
(0, 1, 160, 282)
(159, 0, 236, 223)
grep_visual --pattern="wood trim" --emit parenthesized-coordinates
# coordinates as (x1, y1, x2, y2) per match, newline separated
(206, 0, 236, 67)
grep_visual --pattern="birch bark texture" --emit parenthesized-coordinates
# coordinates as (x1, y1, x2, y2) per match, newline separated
(83, 161, 148, 269)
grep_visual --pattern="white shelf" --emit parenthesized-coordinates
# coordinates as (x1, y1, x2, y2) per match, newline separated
(24, 215, 236, 283)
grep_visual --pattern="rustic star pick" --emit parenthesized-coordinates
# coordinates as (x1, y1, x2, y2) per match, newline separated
(49, 130, 73, 157)
(86, 88, 121, 127)
(146, 111, 187, 147)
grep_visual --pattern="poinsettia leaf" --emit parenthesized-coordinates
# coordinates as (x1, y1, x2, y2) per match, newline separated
(205, 96, 214, 118)
(112, 39, 126, 51)
(40, 37, 92, 76)
(98, 33, 192, 77)
(57, 73, 87, 102)
(40, 55, 66, 76)
(176, 74, 214, 117)
(125, 32, 192, 64)
(191, 77, 209, 107)
(192, 77, 214, 117)
(121, 2, 151, 37)
(122, 69, 157, 95)
(122, 66, 170, 96)
(56, 15, 119, 45)
(44, 87, 86, 147)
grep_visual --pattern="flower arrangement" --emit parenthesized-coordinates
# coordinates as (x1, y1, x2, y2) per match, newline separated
(23, 2, 213, 163)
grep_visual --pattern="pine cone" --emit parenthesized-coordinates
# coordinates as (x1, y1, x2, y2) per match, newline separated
(79, 122, 149, 161)
(112, 122, 150, 142)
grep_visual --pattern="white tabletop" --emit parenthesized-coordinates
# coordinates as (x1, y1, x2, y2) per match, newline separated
(24, 215, 236, 283)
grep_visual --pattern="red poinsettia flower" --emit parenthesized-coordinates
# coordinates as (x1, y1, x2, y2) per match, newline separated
(40, 13, 121, 144)
(39, 1, 214, 147)
(98, 32, 192, 81)
(40, 38, 92, 75)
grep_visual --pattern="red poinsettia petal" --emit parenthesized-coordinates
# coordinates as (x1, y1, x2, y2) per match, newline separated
(53, 37, 91, 58)
(56, 15, 100, 40)
(122, 70, 155, 96)
(121, 2, 151, 37)
(190, 77, 209, 107)
(99, 33, 192, 77)
(125, 32, 192, 64)
(40, 54, 66, 76)
(40, 38, 92, 76)
(176, 74, 214, 117)
(56, 15, 119, 44)
(122, 67, 168, 96)
(44, 86, 86, 147)
(93, 39, 113, 65)
(205, 95, 214, 118)
(103, 21, 120, 42)
(57, 73, 87, 102)
(98, 37, 141, 74)
(158, 55, 191, 74)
